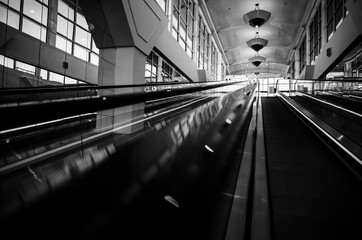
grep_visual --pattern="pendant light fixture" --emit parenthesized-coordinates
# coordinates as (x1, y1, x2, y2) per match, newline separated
(243, 3, 271, 28)
(249, 53, 266, 67)
(246, 32, 268, 52)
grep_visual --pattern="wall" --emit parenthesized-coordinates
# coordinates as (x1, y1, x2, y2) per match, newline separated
(312, 14, 361, 79)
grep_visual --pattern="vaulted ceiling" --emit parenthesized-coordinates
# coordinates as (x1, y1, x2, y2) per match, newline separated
(206, 0, 310, 76)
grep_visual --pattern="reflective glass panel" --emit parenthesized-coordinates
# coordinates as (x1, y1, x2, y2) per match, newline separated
(90, 53, 99, 66)
(74, 44, 89, 61)
(22, 18, 46, 41)
(57, 15, 73, 39)
(76, 12, 88, 29)
(56, 35, 72, 53)
(49, 72, 64, 84)
(75, 26, 91, 48)
(58, 0, 74, 20)
(23, 0, 47, 25)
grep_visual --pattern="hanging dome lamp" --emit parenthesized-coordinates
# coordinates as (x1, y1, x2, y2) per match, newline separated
(247, 32, 268, 52)
(243, 3, 271, 28)
(249, 53, 266, 67)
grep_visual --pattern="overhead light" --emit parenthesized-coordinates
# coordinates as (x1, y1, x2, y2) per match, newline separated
(249, 53, 266, 67)
(243, 3, 271, 28)
(247, 32, 268, 52)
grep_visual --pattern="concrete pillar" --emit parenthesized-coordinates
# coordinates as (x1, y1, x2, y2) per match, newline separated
(98, 47, 146, 88)
(47, 0, 58, 47)
(321, 0, 328, 48)
(96, 47, 147, 134)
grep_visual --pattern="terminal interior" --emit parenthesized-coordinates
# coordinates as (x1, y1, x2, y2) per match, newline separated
(0, 0, 362, 239)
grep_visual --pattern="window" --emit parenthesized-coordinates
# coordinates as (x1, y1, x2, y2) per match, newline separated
(56, 0, 99, 65)
(146, 50, 190, 83)
(1, 0, 21, 11)
(0, 0, 48, 41)
(162, 61, 173, 82)
(309, 5, 321, 63)
(155, 0, 167, 13)
(197, 15, 209, 70)
(171, 0, 194, 58)
(0, 5, 20, 29)
(15, 61, 36, 75)
(23, 0, 47, 25)
(0, 54, 15, 68)
(300, 37, 306, 72)
(326, 0, 348, 41)
(22, 17, 46, 42)
(56, 35, 72, 53)
(145, 51, 159, 83)
(211, 42, 218, 79)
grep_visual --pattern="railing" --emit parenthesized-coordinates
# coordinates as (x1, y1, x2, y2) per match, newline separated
(274, 78, 362, 96)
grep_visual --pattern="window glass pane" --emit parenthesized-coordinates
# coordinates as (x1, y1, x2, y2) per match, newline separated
(24, 0, 47, 25)
(145, 62, 151, 72)
(92, 39, 99, 53)
(40, 26, 46, 42)
(0, 55, 14, 68)
(57, 15, 73, 39)
(75, 26, 91, 48)
(172, 28, 178, 40)
(188, 1, 194, 16)
(155, 0, 166, 12)
(49, 72, 64, 84)
(0, 6, 6, 24)
(180, 20, 186, 39)
(173, 0, 180, 8)
(9, 0, 21, 11)
(179, 38, 186, 50)
(65, 77, 77, 84)
(22, 18, 42, 40)
(172, 8, 178, 28)
(74, 44, 89, 61)
(58, 0, 68, 18)
(187, 30, 193, 47)
(0, 7, 20, 30)
(59, 1, 74, 20)
(76, 12, 88, 29)
(15, 61, 36, 75)
(8, 9, 20, 29)
(90, 53, 99, 65)
(56, 35, 72, 53)
(181, 1, 187, 21)
(40, 69, 48, 80)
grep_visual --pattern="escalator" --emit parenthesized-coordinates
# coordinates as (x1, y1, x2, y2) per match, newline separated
(262, 97, 362, 240)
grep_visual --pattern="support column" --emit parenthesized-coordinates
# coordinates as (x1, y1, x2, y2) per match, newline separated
(47, 0, 58, 47)
(97, 47, 147, 134)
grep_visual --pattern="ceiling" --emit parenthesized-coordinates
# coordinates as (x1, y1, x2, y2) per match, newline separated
(205, 0, 310, 76)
